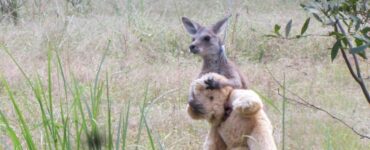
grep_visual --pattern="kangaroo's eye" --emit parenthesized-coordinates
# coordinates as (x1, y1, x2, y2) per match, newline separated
(191, 38, 195, 41)
(203, 36, 210, 42)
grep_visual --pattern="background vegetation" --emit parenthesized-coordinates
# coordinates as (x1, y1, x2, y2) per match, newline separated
(0, 0, 369, 149)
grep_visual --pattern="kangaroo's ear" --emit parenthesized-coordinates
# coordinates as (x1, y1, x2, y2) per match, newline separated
(211, 15, 231, 35)
(182, 17, 200, 35)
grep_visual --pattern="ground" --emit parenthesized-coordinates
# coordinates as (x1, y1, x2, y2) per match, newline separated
(0, 0, 369, 149)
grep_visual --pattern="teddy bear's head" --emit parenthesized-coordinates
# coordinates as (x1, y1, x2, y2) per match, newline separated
(187, 73, 233, 124)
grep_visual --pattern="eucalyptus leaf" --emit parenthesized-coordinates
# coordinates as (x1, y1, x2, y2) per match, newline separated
(357, 51, 367, 59)
(355, 38, 364, 47)
(350, 44, 369, 54)
(329, 32, 345, 39)
(312, 13, 323, 23)
(361, 27, 370, 38)
(274, 24, 281, 36)
(301, 18, 311, 35)
(354, 34, 370, 43)
(285, 19, 293, 38)
(331, 40, 341, 61)
(265, 34, 279, 38)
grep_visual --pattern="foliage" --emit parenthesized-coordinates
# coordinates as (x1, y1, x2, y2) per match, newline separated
(0, 0, 22, 25)
(0, 43, 160, 149)
(268, 0, 370, 104)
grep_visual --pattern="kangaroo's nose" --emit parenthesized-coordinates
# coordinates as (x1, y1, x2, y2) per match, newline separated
(189, 45, 199, 54)
(189, 45, 195, 50)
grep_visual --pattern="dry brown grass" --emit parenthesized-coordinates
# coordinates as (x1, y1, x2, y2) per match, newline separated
(0, 0, 370, 149)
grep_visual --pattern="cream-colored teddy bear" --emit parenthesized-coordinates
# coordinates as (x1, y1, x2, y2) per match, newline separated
(187, 73, 276, 150)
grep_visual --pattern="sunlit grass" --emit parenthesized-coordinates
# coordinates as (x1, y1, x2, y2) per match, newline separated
(0, 42, 160, 149)
(0, 0, 369, 149)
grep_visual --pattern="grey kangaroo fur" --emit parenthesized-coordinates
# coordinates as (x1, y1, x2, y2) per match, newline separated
(182, 15, 247, 90)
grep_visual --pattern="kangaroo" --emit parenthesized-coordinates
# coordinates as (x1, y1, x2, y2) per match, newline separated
(182, 15, 247, 90)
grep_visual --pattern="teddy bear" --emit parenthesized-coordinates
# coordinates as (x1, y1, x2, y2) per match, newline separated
(187, 73, 276, 150)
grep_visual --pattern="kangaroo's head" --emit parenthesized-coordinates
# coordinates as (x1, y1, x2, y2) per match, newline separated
(181, 15, 230, 57)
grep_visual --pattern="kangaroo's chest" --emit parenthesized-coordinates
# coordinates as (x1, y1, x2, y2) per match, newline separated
(200, 66, 234, 78)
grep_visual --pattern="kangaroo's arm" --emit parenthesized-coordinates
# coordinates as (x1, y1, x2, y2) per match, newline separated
(224, 65, 247, 89)
(222, 76, 243, 89)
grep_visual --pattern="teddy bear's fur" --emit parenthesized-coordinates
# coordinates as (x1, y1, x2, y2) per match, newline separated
(187, 73, 276, 150)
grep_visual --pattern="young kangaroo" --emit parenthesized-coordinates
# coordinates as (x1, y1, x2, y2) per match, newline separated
(182, 15, 247, 90)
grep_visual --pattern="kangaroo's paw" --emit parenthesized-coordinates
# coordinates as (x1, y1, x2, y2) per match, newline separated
(232, 97, 261, 116)
(204, 77, 220, 90)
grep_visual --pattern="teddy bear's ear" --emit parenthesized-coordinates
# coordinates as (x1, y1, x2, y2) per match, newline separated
(195, 82, 205, 92)
(221, 86, 233, 96)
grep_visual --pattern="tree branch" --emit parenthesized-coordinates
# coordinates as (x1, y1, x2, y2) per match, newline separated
(266, 67, 370, 139)
(336, 18, 362, 79)
(334, 23, 361, 83)
(335, 18, 370, 104)
(340, 48, 361, 82)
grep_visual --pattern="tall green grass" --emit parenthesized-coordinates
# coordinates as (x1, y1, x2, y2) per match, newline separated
(0, 42, 160, 149)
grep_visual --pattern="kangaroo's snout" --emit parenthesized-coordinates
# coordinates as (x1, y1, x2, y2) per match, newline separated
(189, 45, 199, 54)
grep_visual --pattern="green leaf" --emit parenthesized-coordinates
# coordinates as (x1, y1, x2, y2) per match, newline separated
(355, 38, 364, 47)
(357, 51, 367, 59)
(342, 38, 349, 48)
(350, 44, 369, 54)
(285, 19, 293, 38)
(354, 34, 370, 43)
(264, 34, 278, 38)
(274, 24, 281, 36)
(312, 13, 323, 23)
(329, 32, 344, 39)
(301, 18, 311, 35)
(331, 40, 341, 61)
(355, 21, 361, 31)
(361, 27, 370, 38)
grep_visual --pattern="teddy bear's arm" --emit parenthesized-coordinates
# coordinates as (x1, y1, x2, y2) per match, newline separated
(247, 122, 277, 150)
(231, 90, 263, 117)
(203, 127, 227, 150)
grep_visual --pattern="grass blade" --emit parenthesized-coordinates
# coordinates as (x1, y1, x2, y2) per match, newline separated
(35, 77, 53, 150)
(1, 78, 36, 150)
(72, 78, 89, 140)
(115, 112, 123, 150)
(139, 83, 155, 149)
(142, 113, 155, 150)
(281, 74, 287, 150)
(47, 46, 59, 149)
(122, 100, 131, 150)
(0, 45, 34, 89)
(134, 83, 150, 150)
(0, 110, 22, 150)
(54, 48, 72, 150)
(93, 40, 111, 108)
(106, 73, 113, 149)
